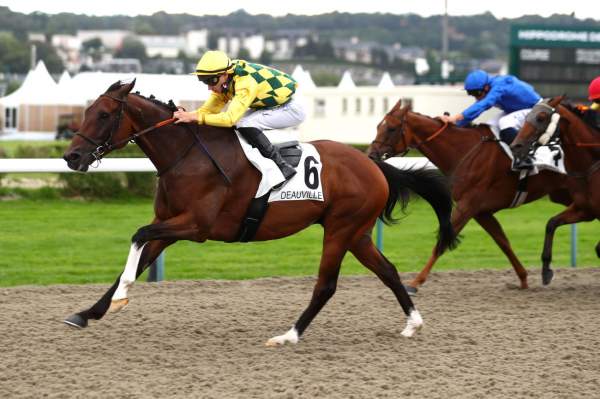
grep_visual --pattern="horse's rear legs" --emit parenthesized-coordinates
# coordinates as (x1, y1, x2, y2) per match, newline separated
(475, 213, 528, 289)
(407, 207, 471, 294)
(266, 232, 346, 346)
(350, 234, 422, 337)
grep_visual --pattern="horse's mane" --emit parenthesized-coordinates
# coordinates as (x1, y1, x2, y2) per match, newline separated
(560, 101, 600, 133)
(106, 80, 178, 112)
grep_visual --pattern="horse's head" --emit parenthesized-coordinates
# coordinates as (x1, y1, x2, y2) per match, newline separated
(63, 80, 137, 172)
(367, 100, 412, 161)
(510, 96, 564, 161)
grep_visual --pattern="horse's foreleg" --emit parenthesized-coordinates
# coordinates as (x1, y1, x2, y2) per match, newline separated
(475, 213, 528, 289)
(350, 234, 422, 337)
(408, 206, 471, 294)
(64, 239, 171, 328)
(541, 204, 592, 286)
(265, 231, 346, 347)
(110, 214, 201, 311)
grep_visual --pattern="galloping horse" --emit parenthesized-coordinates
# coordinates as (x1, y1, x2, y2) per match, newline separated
(62, 81, 458, 345)
(367, 100, 573, 293)
(511, 96, 600, 283)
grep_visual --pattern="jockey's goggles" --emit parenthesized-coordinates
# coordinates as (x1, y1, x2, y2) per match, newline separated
(466, 89, 484, 98)
(197, 74, 221, 86)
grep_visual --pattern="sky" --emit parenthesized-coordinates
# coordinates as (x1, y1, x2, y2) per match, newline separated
(0, 0, 597, 20)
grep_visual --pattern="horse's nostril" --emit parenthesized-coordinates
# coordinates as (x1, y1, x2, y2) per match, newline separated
(64, 151, 81, 162)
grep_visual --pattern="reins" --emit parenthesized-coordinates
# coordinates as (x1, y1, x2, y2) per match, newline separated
(75, 94, 231, 185)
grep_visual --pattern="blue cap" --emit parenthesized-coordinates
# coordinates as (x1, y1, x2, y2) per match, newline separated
(464, 70, 489, 90)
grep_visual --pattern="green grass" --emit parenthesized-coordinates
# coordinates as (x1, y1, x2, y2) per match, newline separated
(0, 197, 597, 287)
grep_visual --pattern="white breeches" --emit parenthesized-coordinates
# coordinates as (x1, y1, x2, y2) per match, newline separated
(236, 98, 306, 131)
(487, 108, 532, 136)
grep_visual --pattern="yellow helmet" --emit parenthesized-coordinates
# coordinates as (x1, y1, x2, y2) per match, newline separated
(192, 50, 233, 76)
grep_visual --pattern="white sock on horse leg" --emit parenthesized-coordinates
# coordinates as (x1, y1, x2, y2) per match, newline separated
(112, 242, 147, 301)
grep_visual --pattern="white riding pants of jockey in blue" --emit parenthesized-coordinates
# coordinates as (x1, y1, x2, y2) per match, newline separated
(487, 108, 532, 138)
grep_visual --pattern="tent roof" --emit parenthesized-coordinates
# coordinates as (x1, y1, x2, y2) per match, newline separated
(0, 61, 59, 106)
(377, 72, 395, 89)
(337, 70, 356, 89)
(1, 65, 209, 107)
(292, 64, 317, 90)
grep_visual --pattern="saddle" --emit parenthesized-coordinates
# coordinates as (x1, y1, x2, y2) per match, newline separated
(236, 141, 303, 242)
(274, 141, 303, 168)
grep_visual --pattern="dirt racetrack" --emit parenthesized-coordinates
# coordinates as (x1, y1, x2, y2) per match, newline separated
(1, 267, 599, 399)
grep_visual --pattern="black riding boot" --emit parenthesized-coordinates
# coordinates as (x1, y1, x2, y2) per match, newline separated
(237, 127, 297, 180)
(499, 127, 518, 145)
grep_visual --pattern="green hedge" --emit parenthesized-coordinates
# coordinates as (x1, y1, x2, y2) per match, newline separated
(1, 141, 156, 198)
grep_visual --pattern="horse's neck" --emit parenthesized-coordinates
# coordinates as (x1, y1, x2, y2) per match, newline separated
(408, 113, 488, 173)
(558, 107, 600, 170)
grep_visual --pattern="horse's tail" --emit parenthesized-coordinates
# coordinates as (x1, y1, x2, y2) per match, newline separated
(375, 160, 460, 255)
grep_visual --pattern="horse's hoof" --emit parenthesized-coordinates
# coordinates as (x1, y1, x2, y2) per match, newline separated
(64, 313, 87, 329)
(265, 328, 299, 347)
(405, 285, 418, 296)
(108, 298, 129, 313)
(542, 269, 554, 286)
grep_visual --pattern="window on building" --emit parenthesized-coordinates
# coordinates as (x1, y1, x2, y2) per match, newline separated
(355, 98, 361, 114)
(342, 98, 348, 115)
(4, 107, 17, 129)
(382, 98, 389, 114)
(314, 98, 326, 118)
(369, 98, 375, 115)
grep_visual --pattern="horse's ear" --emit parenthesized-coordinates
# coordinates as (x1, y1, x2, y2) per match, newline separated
(393, 99, 402, 110)
(549, 95, 564, 108)
(121, 78, 136, 95)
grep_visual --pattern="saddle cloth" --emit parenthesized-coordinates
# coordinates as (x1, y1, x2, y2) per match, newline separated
(235, 131, 325, 202)
(487, 126, 567, 175)
(497, 141, 566, 175)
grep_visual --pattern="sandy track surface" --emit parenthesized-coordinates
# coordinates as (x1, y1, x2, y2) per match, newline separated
(1, 268, 599, 398)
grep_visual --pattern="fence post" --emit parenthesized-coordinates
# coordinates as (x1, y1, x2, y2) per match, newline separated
(147, 251, 165, 282)
(570, 224, 577, 268)
(376, 218, 384, 251)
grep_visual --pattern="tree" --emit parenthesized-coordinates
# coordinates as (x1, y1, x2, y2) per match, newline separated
(115, 36, 147, 61)
(0, 32, 29, 73)
(35, 41, 64, 73)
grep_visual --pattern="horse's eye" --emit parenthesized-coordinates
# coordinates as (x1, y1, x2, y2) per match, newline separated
(387, 127, 395, 134)
(99, 112, 110, 119)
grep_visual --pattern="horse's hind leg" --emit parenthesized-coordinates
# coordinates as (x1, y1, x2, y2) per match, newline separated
(350, 234, 422, 337)
(408, 205, 472, 294)
(64, 239, 171, 328)
(265, 230, 347, 346)
(475, 213, 528, 289)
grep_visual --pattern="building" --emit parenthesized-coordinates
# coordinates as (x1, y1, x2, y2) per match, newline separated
(1, 61, 498, 144)
(509, 25, 600, 100)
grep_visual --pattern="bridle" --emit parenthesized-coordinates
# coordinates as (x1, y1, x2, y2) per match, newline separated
(74, 94, 231, 184)
(75, 94, 129, 162)
(371, 110, 449, 159)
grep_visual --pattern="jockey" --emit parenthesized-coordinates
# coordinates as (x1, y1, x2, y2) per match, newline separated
(173, 50, 305, 180)
(441, 70, 541, 145)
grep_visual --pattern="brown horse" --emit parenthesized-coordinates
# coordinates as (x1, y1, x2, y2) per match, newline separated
(62, 81, 458, 345)
(367, 100, 573, 293)
(510, 97, 600, 283)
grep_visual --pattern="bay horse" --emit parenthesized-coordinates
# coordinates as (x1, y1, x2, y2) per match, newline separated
(510, 96, 600, 283)
(62, 81, 458, 345)
(367, 100, 574, 293)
